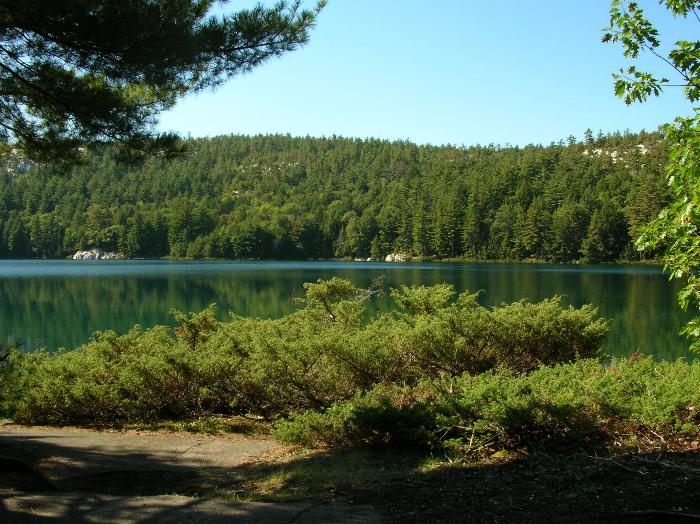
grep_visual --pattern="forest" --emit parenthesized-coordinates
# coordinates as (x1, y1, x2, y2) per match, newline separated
(0, 130, 669, 262)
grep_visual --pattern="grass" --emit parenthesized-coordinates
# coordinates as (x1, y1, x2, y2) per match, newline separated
(124, 415, 271, 435)
(214, 447, 431, 503)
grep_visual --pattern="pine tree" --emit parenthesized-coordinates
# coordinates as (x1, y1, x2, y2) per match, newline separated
(0, 1, 324, 161)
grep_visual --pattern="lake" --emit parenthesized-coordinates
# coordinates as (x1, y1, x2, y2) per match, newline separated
(0, 260, 692, 360)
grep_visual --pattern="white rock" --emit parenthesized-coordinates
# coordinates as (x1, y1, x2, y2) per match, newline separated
(73, 249, 124, 260)
(385, 253, 406, 262)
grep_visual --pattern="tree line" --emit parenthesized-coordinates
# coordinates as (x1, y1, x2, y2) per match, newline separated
(0, 130, 669, 262)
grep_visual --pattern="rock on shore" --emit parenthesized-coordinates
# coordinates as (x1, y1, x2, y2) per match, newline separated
(72, 249, 124, 260)
(385, 253, 407, 262)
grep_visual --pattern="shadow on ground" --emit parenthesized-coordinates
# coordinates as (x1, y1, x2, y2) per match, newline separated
(0, 430, 251, 495)
(1, 491, 383, 523)
(2, 427, 700, 523)
(356, 449, 700, 523)
(0, 427, 378, 522)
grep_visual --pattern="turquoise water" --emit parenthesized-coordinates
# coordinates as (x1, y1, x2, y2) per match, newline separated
(0, 260, 692, 360)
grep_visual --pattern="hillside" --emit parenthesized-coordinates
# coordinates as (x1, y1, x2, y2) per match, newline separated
(0, 131, 669, 262)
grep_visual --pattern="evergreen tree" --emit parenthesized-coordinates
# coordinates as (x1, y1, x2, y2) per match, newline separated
(0, 133, 665, 263)
(582, 202, 629, 262)
(549, 202, 589, 262)
(518, 197, 551, 259)
(0, 0, 324, 161)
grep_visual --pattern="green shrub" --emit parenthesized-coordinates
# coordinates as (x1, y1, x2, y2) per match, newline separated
(390, 283, 456, 314)
(0, 348, 19, 417)
(275, 358, 700, 455)
(4, 279, 610, 426)
(10, 311, 238, 425)
(391, 286, 607, 376)
(275, 384, 437, 449)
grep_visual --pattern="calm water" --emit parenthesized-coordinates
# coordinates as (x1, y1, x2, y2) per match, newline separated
(0, 260, 692, 360)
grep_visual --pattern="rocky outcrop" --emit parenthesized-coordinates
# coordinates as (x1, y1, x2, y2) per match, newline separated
(72, 249, 124, 260)
(385, 253, 406, 262)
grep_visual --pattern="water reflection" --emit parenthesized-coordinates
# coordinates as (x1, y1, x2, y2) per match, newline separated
(0, 260, 691, 360)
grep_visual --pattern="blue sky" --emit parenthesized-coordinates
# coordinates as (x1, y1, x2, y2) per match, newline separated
(158, 1, 698, 146)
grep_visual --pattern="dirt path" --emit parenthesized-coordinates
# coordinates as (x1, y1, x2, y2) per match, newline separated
(0, 425, 278, 481)
(2, 493, 378, 523)
(0, 424, 380, 523)
(6, 423, 697, 522)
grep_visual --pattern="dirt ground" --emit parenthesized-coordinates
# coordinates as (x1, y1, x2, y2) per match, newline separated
(357, 449, 700, 523)
(0, 424, 378, 523)
(2, 424, 700, 523)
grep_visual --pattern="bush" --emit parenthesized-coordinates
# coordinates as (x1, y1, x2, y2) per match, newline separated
(275, 357, 700, 455)
(0, 349, 18, 417)
(275, 384, 437, 449)
(390, 285, 607, 376)
(4, 279, 609, 425)
(9, 312, 235, 425)
(6, 279, 691, 456)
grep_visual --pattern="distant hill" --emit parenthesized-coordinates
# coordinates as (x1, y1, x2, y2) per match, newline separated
(0, 131, 669, 262)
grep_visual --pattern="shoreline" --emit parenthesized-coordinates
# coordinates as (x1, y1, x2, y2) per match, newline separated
(0, 255, 665, 267)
